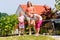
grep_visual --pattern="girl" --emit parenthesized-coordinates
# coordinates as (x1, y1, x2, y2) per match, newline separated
(18, 12, 25, 36)
(25, 1, 35, 35)
(34, 14, 42, 36)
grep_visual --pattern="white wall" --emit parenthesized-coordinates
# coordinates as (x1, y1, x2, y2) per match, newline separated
(16, 6, 25, 17)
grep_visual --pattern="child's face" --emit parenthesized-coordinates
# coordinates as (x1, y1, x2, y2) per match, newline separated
(19, 13, 22, 16)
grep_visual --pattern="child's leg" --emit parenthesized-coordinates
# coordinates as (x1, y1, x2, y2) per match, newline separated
(19, 25, 24, 35)
(31, 20, 36, 33)
(35, 20, 42, 36)
(21, 28, 24, 35)
(13, 24, 18, 34)
(37, 20, 42, 34)
(36, 28, 40, 34)
(19, 28, 21, 35)
(33, 21, 36, 33)
(35, 23, 38, 35)
(31, 20, 34, 25)
(35, 27, 40, 36)
(20, 24, 25, 35)
(28, 20, 31, 35)
(26, 16, 31, 35)
(19, 28, 24, 35)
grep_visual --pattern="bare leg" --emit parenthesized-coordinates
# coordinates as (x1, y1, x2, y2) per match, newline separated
(35, 22, 40, 36)
(36, 28, 40, 34)
(35, 28, 40, 36)
(31, 20, 36, 33)
(19, 28, 21, 36)
(28, 20, 31, 35)
(21, 28, 24, 35)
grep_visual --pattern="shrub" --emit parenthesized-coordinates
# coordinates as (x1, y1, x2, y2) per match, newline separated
(0, 14, 18, 36)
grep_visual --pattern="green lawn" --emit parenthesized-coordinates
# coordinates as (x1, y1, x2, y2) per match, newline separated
(0, 35, 55, 40)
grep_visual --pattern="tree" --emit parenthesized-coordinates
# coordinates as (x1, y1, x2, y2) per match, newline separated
(55, 0, 60, 10)
(0, 12, 8, 18)
(0, 14, 18, 36)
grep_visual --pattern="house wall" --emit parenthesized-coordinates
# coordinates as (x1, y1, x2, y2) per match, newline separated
(16, 6, 25, 17)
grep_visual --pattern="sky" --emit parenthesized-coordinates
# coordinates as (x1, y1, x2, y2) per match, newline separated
(0, 0, 55, 15)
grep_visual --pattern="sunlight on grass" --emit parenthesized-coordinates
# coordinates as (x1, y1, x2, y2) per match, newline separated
(0, 36, 55, 40)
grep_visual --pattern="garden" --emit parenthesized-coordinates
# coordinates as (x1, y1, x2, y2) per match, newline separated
(0, 7, 60, 36)
(0, 1, 60, 40)
(0, 12, 55, 40)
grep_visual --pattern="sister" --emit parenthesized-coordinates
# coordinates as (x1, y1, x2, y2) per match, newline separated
(18, 12, 25, 36)
(25, 1, 35, 35)
(34, 14, 42, 36)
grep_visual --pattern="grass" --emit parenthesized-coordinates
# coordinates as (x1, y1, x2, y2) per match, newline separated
(0, 35, 55, 40)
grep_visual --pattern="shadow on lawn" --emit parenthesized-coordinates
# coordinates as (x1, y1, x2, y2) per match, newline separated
(0, 34, 19, 37)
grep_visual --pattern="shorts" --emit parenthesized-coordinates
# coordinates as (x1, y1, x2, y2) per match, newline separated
(35, 20, 42, 29)
(30, 17, 34, 20)
(19, 23, 24, 28)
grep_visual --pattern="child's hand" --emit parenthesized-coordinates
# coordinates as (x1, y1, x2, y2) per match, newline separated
(29, 14, 34, 18)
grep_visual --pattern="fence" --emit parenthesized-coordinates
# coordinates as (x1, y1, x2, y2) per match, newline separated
(0, 19, 60, 36)
(43, 19, 60, 35)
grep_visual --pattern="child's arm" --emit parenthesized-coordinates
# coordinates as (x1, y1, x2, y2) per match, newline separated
(25, 10, 31, 17)
(33, 7, 36, 14)
(18, 17, 21, 22)
(30, 7, 36, 14)
(36, 15, 40, 20)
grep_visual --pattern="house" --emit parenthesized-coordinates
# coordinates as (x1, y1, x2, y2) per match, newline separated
(14, 4, 50, 34)
(16, 4, 50, 16)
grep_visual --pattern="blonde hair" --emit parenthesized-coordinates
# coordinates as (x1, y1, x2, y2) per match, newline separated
(27, 1, 32, 7)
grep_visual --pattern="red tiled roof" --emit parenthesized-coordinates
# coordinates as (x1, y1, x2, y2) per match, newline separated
(19, 4, 50, 14)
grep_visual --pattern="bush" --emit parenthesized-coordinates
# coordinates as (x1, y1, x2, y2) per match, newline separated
(55, 30, 60, 35)
(0, 14, 18, 36)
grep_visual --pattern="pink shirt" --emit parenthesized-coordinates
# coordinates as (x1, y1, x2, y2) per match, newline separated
(18, 15, 24, 23)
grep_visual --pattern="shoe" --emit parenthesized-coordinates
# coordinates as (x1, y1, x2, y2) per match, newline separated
(43, 33, 45, 36)
(29, 33, 31, 35)
(21, 32, 24, 35)
(19, 34, 21, 36)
